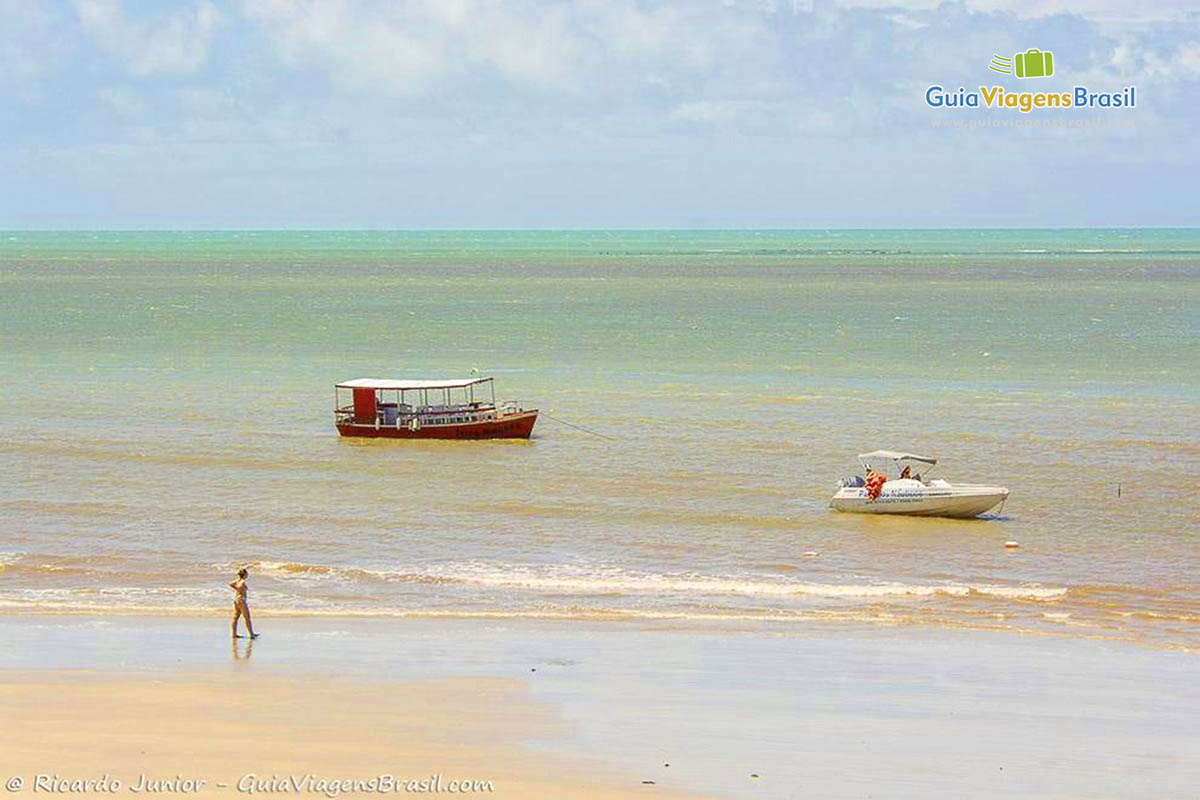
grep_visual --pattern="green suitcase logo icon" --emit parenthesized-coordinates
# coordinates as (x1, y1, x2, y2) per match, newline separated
(988, 48, 1055, 78)
(1014, 48, 1053, 78)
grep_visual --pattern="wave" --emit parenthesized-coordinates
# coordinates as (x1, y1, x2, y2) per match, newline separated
(0, 554, 91, 576)
(1, 597, 1193, 651)
(0, 554, 183, 579)
(432, 564, 1069, 600)
(0, 597, 1056, 625)
(22, 555, 1172, 608)
(0, 582, 1191, 651)
(235, 561, 462, 586)
(234, 560, 1069, 602)
(26, 555, 1200, 631)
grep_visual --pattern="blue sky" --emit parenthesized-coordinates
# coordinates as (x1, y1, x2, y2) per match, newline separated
(2, 0, 1198, 228)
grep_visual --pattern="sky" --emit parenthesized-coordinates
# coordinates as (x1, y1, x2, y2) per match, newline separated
(2, 0, 1198, 228)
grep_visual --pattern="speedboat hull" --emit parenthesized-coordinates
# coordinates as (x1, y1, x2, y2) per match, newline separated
(830, 482, 1008, 518)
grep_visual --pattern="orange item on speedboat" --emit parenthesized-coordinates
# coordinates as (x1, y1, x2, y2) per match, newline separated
(865, 470, 887, 501)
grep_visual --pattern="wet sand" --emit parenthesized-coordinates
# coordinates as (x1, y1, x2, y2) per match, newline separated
(0, 615, 1196, 799)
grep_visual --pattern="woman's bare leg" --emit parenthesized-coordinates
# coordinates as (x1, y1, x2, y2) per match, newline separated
(242, 604, 257, 638)
(232, 605, 243, 638)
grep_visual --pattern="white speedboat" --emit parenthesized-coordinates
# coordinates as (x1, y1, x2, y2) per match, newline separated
(829, 450, 1009, 518)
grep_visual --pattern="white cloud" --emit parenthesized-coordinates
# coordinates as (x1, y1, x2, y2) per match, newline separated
(1059, 36, 1200, 86)
(239, 0, 774, 97)
(241, 1, 445, 95)
(75, 0, 220, 76)
(672, 99, 742, 124)
(97, 84, 146, 116)
(1143, 42, 1200, 79)
(830, 0, 1195, 24)
(0, 0, 69, 98)
(6, 0, 1200, 227)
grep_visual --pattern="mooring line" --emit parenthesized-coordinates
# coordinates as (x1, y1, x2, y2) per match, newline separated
(542, 412, 617, 440)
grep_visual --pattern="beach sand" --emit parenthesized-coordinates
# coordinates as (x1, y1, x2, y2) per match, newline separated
(1, 615, 1197, 799)
(0, 671, 692, 799)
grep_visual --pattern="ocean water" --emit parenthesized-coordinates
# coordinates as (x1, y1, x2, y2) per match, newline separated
(1, 230, 1197, 650)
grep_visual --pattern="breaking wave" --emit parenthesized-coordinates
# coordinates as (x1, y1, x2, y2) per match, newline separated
(239, 559, 1068, 601)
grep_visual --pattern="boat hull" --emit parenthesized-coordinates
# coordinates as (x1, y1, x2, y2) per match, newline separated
(830, 484, 1008, 518)
(336, 411, 538, 440)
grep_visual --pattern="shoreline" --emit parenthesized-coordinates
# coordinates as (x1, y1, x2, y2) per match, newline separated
(0, 603, 1193, 655)
(2, 614, 1196, 799)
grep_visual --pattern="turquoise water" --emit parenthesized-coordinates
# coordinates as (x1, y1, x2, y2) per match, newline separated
(1, 230, 1197, 648)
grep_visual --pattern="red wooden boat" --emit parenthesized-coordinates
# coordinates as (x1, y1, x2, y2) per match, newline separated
(334, 377, 537, 440)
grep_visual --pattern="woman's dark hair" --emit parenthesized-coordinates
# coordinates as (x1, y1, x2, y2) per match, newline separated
(238, 568, 248, 579)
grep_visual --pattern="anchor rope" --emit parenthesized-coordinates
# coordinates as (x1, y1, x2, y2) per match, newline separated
(541, 412, 617, 441)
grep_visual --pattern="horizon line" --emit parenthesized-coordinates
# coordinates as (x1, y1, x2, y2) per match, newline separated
(2, 225, 1198, 234)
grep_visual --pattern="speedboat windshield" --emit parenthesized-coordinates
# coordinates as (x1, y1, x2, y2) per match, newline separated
(857, 450, 938, 476)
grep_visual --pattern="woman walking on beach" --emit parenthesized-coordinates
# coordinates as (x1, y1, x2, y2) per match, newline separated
(229, 568, 258, 639)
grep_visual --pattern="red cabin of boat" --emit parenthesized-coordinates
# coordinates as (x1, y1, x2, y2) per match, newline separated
(334, 377, 537, 440)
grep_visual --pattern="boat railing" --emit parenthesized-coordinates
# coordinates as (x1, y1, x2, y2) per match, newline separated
(335, 403, 503, 427)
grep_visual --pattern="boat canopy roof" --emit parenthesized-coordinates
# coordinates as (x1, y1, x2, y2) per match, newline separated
(858, 450, 938, 465)
(337, 377, 491, 391)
